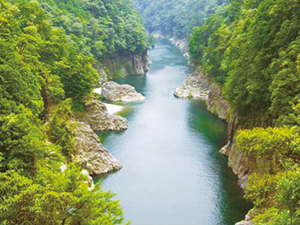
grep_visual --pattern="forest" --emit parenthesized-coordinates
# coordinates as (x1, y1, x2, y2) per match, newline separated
(0, 0, 149, 224)
(132, 0, 227, 39)
(188, 0, 300, 224)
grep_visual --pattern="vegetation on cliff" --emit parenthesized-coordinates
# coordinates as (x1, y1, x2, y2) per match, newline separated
(0, 0, 150, 223)
(189, 0, 300, 223)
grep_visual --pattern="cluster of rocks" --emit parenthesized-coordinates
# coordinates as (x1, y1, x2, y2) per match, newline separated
(75, 121, 122, 175)
(152, 31, 189, 58)
(102, 81, 145, 103)
(73, 80, 146, 175)
(169, 37, 188, 56)
(75, 98, 127, 131)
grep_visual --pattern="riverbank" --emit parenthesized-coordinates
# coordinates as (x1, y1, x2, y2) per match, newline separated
(152, 31, 189, 58)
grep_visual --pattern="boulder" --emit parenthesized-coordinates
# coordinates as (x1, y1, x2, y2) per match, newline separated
(174, 73, 210, 100)
(75, 98, 127, 131)
(74, 122, 122, 175)
(102, 81, 145, 102)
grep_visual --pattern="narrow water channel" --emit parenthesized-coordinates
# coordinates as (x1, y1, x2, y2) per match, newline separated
(99, 40, 251, 225)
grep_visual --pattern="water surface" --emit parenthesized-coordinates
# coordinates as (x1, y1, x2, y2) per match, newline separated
(99, 40, 251, 225)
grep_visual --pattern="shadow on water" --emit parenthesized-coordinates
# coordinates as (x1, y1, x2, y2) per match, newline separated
(186, 99, 253, 224)
(96, 40, 252, 225)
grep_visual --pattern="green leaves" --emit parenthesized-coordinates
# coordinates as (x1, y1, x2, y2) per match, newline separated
(236, 127, 300, 174)
(0, 165, 127, 225)
(0, 105, 45, 176)
(47, 99, 75, 160)
(133, 0, 226, 39)
(0, 0, 140, 223)
(189, 0, 300, 124)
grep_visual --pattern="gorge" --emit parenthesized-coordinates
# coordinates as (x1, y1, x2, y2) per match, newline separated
(99, 40, 252, 224)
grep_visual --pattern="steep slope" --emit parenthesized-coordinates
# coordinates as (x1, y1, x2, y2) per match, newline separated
(188, 0, 300, 224)
(0, 0, 151, 223)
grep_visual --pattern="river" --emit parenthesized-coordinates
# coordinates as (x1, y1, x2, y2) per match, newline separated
(98, 40, 251, 225)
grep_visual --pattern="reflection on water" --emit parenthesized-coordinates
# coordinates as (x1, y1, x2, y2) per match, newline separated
(98, 40, 252, 225)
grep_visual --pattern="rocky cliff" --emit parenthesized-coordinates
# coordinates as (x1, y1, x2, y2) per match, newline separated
(97, 52, 152, 80)
(75, 121, 122, 175)
(152, 31, 189, 58)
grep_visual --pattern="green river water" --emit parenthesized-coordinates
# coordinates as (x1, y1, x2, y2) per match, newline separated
(98, 40, 252, 225)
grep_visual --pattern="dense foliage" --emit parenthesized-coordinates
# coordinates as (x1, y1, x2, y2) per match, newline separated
(188, 0, 300, 223)
(0, 0, 149, 223)
(133, 0, 227, 39)
(189, 0, 300, 123)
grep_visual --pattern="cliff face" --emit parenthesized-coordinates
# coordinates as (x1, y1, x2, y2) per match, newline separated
(97, 52, 152, 80)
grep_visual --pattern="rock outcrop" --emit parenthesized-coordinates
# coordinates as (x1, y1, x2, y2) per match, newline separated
(169, 37, 188, 55)
(75, 98, 127, 131)
(174, 72, 210, 100)
(102, 81, 145, 103)
(207, 83, 231, 121)
(102, 52, 152, 78)
(134, 54, 152, 75)
(174, 71, 231, 121)
(75, 122, 122, 175)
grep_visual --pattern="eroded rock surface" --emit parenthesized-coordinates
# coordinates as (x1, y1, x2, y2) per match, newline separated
(102, 81, 145, 103)
(75, 98, 127, 131)
(101, 52, 152, 78)
(174, 71, 231, 121)
(75, 122, 122, 175)
(174, 72, 210, 100)
(134, 54, 152, 75)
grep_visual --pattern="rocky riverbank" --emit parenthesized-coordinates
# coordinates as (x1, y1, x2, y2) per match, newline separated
(152, 31, 189, 58)
(174, 70, 254, 225)
(71, 98, 128, 176)
(174, 71, 230, 121)
(73, 48, 152, 176)
(75, 98, 128, 131)
(75, 121, 122, 175)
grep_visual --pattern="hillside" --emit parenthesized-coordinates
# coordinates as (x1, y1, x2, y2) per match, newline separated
(0, 0, 150, 223)
(188, 0, 300, 224)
